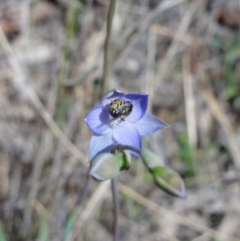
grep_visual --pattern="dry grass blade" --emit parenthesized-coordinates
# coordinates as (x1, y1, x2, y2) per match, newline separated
(21, 132, 51, 235)
(182, 55, 197, 149)
(152, 213, 180, 241)
(199, 87, 240, 170)
(154, 0, 198, 83)
(144, 27, 157, 108)
(80, 181, 110, 223)
(114, 0, 187, 70)
(151, 24, 192, 44)
(100, 0, 117, 98)
(65, 181, 110, 241)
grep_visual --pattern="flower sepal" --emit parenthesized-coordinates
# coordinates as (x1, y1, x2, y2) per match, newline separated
(89, 153, 120, 181)
(140, 148, 164, 168)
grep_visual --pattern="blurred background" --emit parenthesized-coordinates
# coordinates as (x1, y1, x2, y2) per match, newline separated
(0, 0, 240, 240)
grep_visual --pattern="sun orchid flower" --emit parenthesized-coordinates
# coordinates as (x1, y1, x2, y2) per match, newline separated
(84, 89, 167, 161)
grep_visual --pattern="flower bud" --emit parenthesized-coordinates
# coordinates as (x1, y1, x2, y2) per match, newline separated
(150, 166, 186, 199)
(90, 153, 120, 181)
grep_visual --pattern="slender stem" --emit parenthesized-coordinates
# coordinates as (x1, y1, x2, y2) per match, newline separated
(100, 0, 117, 99)
(109, 144, 138, 241)
(111, 177, 120, 241)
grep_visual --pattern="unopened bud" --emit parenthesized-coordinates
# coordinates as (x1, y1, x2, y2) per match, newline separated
(90, 153, 120, 181)
(151, 166, 186, 199)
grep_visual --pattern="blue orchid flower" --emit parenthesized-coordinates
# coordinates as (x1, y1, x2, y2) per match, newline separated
(84, 89, 167, 161)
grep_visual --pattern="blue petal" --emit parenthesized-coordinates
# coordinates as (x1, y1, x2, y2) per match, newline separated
(89, 132, 114, 161)
(85, 106, 110, 134)
(101, 89, 125, 106)
(101, 89, 124, 100)
(134, 113, 167, 136)
(125, 93, 148, 122)
(113, 123, 141, 151)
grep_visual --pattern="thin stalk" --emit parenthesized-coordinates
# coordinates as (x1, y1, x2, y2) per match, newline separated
(101, 3, 119, 239)
(111, 177, 119, 241)
(99, 0, 117, 99)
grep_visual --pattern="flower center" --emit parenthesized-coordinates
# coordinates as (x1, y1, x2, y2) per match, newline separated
(106, 98, 133, 128)
(108, 99, 133, 118)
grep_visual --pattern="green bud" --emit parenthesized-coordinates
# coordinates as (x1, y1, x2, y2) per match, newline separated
(114, 150, 131, 170)
(90, 153, 120, 181)
(140, 149, 164, 169)
(150, 166, 186, 199)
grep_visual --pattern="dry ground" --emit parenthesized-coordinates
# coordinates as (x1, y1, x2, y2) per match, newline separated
(0, 0, 240, 240)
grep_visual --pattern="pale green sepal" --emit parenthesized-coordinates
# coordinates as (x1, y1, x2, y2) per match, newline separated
(150, 166, 186, 199)
(90, 153, 120, 181)
(140, 148, 164, 169)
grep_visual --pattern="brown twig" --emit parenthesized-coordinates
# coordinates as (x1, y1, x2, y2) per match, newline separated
(100, 0, 117, 99)
(182, 54, 197, 149)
